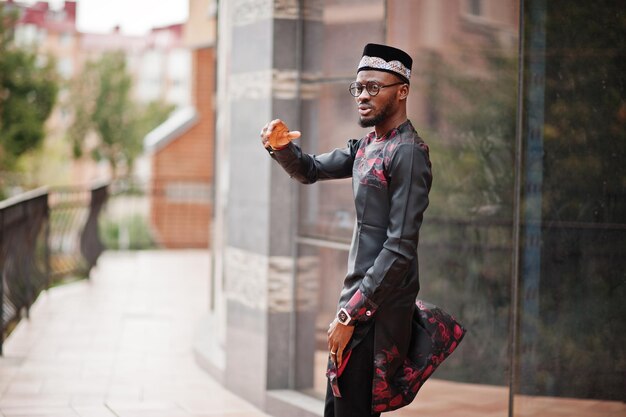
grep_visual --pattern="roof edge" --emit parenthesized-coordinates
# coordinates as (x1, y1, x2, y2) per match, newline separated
(144, 106, 199, 153)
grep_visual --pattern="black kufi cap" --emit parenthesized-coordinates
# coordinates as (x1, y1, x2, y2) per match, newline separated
(357, 43, 413, 84)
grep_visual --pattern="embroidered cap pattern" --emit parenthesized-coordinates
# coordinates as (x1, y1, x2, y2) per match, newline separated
(358, 55, 412, 81)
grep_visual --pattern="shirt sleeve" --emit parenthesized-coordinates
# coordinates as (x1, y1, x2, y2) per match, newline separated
(343, 142, 432, 323)
(270, 139, 360, 184)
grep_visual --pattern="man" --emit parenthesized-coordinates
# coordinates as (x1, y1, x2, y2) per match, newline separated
(260, 44, 455, 416)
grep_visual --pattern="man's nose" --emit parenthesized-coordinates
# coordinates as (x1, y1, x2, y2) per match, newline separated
(357, 88, 371, 100)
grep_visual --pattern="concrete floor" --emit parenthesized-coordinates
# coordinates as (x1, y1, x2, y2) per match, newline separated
(0, 251, 270, 417)
(310, 350, 626, 417)
(1, 250, 624, 417)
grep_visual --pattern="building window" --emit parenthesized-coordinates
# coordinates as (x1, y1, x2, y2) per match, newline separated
(15, 24, 38, 46)
(57, 58, 73, 79)
(207, 1, 217, 17)
(60, 31, 72, 47)
(468, 0, 483, 17)
(38, 28, 47, 44)
(164, 182, 211, 204)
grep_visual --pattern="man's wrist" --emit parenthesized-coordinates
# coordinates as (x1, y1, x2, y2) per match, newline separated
(271, 143, 289, 151)
(265, 143, 288, 157)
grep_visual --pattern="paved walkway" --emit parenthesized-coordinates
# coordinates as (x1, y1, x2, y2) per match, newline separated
(0, 251, 270, 417)
(2, 251, 624, 417)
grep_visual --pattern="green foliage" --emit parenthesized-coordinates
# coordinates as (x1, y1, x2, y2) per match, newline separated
(425, 50, 518, 219)
(0, 4, 59, 171)
(516, 1, 626, 399)
(67, 51, 174, 177)
(416, 47, 518, 386)
(541, 0, 626, 226)
(99, 213, 157, 250)
(419, 2, 626, 399)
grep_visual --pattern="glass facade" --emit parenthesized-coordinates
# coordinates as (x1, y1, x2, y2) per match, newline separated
(290, 0, 625, 415)
(514, 0, 626, 408)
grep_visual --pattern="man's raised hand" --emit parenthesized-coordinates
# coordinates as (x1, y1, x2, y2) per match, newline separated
(260, 119, 301, 150)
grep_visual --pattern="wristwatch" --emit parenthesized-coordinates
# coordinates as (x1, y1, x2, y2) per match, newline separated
(337, 307, 354, 326)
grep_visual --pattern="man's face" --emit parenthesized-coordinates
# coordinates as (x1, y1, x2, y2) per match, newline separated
(354, 70, 403, 128)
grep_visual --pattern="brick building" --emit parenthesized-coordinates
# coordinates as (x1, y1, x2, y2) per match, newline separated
(143, 0, 216, 249)
(8, 0, 79, 80)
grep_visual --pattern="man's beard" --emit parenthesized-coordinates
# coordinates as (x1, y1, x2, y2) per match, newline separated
(358, 99, 394, 128)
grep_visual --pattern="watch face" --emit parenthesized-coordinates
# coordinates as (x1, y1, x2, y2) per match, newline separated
(338, 310, 349, 323)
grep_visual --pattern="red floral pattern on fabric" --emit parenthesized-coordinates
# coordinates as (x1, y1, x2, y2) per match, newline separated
(354, 131, 389, 190)
(354, 127, 431, 191)
(344, 289, 379, 322)
(371, 300, 466, 413)
(326, 349, 352, 398)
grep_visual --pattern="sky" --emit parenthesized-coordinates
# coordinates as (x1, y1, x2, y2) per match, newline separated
(16, 0, 189, 35)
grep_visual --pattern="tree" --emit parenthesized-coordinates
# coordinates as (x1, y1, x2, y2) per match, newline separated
(67, 51, 173, 178)
(517, 0, 626, 399)
(0, 3, 58, 172)
(416, 45, 519, 386)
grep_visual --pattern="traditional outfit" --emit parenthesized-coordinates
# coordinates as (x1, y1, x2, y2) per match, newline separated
(269, 44, 465, 416)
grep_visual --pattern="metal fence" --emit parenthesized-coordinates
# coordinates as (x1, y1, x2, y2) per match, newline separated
(48, 184, 108, 281)
(101, 177, 156, 250)
(2, 175, 220, 353)
(0, 183, 108, 355)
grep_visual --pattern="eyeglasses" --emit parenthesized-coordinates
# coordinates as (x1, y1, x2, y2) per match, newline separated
(348, 81, 405, 97)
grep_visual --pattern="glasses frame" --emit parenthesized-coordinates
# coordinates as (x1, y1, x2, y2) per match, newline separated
(348, 81, 406, 97)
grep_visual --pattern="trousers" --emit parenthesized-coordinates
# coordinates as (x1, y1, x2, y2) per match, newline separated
(324, 325, 380, 417)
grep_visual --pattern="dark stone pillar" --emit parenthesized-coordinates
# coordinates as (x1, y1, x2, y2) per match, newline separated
(213, 0, 303, 408)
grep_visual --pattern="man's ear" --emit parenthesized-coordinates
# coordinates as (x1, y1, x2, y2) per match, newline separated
(398, 84, 409, 101)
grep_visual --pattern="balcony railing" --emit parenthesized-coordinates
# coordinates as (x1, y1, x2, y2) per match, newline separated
(0, 183, 108, 355)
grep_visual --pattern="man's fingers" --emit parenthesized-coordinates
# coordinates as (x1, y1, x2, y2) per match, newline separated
(261, 119, 299, 149)
(269, 119, 282, 131)
(287, 130, 301, 140)
(336, 338, 351, 368)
